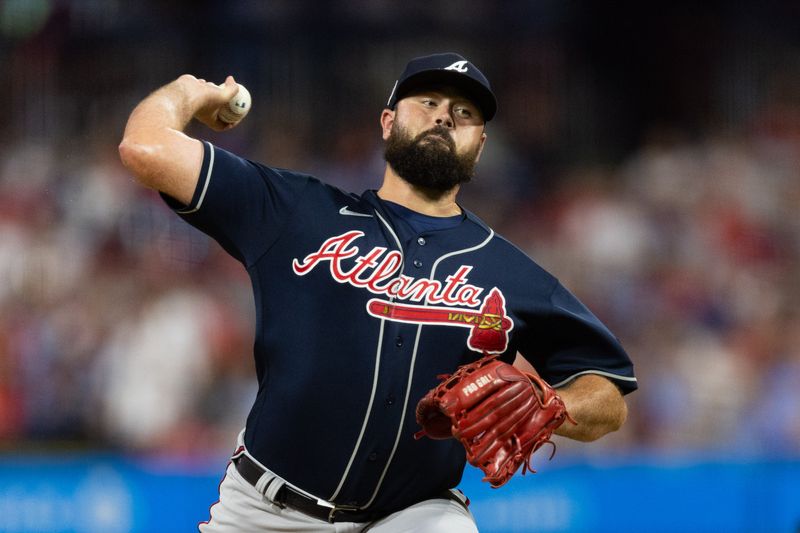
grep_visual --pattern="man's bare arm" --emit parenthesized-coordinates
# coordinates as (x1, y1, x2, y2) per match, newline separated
(118, 75, 241, 204)
(513, 354, 628, 442)
(554, 374, 627, 441)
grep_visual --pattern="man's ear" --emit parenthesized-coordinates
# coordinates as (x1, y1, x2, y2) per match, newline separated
(474, 131, 487, 163)
(381, 109, 395, 141)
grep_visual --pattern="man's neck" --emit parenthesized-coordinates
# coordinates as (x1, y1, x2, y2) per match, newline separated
(377, 166, 462, 217)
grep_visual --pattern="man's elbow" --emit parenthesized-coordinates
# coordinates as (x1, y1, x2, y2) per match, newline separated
(598, 398, 628, 441)
(607, 398, 628, 435)
(573, 397, 628, 443)
(118, 137, 158, 189)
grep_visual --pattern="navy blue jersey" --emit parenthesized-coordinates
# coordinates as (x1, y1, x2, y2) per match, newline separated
(163, 141, 637, 515)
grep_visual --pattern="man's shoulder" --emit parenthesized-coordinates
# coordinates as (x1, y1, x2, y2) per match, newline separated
(462, 211, 557, 280)
(263, 165, 363, 203)
(461, 209, 529, 257)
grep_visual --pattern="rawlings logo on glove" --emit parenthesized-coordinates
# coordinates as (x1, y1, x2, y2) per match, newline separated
(414, 355, 576, 488)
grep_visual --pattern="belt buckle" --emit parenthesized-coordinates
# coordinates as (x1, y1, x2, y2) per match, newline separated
(327, 504, 361, 523)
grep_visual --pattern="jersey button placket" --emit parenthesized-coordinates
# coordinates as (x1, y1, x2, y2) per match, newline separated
(417, 236, 426, 246)
(412, 259, 423, 268)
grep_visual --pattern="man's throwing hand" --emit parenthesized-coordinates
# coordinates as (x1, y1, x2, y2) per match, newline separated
(178, 74, 245, 131)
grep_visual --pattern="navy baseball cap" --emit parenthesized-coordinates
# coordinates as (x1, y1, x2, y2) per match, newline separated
(386, 53, 497, 121)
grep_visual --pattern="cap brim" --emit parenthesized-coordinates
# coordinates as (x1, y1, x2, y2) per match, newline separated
(391, 70, 497, 122)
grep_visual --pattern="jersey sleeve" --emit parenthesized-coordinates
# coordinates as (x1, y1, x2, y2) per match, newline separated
(160, 141, 309, 266)
(519, 281, 638, 394)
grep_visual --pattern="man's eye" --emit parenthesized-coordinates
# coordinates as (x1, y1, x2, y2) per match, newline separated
(422, 99, 436, 107)
(456, 107, 472, 117)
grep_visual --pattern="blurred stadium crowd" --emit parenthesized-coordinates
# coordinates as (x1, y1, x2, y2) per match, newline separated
(1, 1, 799, 458)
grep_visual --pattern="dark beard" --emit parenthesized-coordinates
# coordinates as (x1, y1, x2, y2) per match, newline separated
(383, 124, 480, 192)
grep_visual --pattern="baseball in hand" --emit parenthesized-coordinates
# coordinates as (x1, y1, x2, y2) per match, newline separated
(218, 83, 252, 124)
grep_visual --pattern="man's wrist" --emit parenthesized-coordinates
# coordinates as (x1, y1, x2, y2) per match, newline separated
(154, 77, 200, 130)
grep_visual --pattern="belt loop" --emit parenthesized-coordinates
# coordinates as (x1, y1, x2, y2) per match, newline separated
(253, 472, 274, 497)
(443, 489, 470, 512)
(264, 477, 286, 505)
(247, 455, 287, 507)
(451, 488, 469, 507)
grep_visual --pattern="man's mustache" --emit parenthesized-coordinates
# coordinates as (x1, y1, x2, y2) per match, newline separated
(413, 126, 455, 150)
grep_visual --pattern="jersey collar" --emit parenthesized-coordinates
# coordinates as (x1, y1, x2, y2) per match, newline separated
(359, 189, 493, 236)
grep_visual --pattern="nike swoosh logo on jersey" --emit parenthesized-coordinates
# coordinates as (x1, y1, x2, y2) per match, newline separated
(339, 206, 373, 218)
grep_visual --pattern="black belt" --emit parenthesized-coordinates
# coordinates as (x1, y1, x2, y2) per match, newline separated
(232, 453, 466, 523)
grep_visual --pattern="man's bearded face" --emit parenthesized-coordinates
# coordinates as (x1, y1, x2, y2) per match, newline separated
(383, 123, 481, 192)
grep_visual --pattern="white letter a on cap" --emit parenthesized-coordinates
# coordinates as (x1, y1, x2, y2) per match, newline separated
(444, 60, 469, 73)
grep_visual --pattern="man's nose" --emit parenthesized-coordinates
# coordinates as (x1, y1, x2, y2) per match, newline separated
(434, 110, 454, 129)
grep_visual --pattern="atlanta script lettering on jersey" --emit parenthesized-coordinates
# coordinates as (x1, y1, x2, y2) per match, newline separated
(292, 230, 484, 307)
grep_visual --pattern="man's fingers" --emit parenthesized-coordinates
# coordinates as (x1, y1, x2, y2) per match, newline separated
(185, 74, 244, 131)
(219, 76, 239, 100)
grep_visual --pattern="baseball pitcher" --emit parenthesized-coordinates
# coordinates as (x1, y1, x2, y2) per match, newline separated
(119, 53, 637, 532)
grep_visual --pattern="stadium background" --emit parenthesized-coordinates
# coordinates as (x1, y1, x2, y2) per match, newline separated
(1, 1, 798, 531)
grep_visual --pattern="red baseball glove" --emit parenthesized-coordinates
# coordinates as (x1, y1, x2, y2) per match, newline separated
(415, 355, 575, 488)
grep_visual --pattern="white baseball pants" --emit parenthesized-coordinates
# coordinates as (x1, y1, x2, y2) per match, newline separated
(198, 433, 478, 532)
